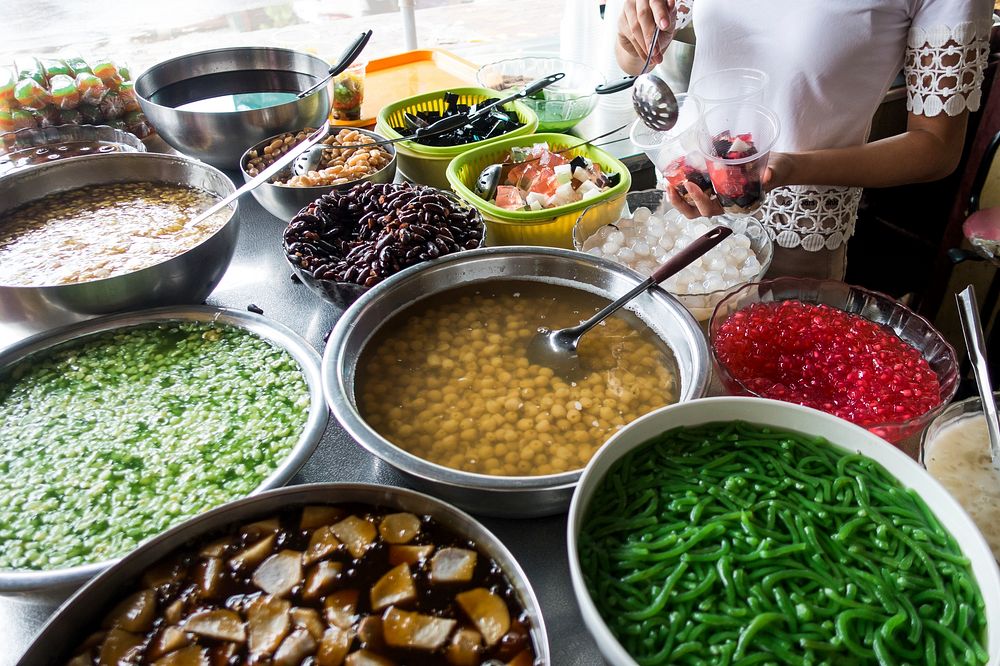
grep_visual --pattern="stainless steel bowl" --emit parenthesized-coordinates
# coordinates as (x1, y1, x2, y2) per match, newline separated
(0, 306, 328, 600)
(323, 247, 710, 517)
(240, 126, 397, 222)
(0, 153, 238, 344)
(135, 47, 333, 169)
(18, 483, 551, 664)
(0, 123, 146, 178)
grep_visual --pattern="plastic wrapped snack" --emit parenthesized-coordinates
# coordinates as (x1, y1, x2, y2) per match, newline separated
(0, 56, 153, 140)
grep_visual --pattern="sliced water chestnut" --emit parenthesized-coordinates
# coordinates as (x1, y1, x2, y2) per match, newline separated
(371, 563, 417, 610)
(103, 589, 156, 633)
(446, 628, 484, 665)
(382, 606, 457, 650)
(150, 645, 209, 666)
(199, 535, 233, 558)
(246, 595, 291, 658)
(304, 525, 342, 565)
(324, 589, 360, 630)
(241, 518, 280, 540)
(182, 609, 246, 642)
(429, 547, 477, 583)
(300, 505, 345, 530)
(98, 628, 144, 665)
(303, 560, 342, 600)
(357, 615, 386, 650)
(388, 544, 435, 566)
(455, 589, 510, 647)
(291, 607, 326, 641)
(273, 628, 317, 666)
(252, 550, 303, 597)
(148, 626, 191, 660)
(344, 649, 394, 666)
(230, 534, 276, 570)
(331, 515, 377, 559)
(198, 557, 223, 597)
(378, 512, 421, 544)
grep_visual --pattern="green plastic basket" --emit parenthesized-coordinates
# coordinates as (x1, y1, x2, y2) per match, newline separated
(446, 133, 631, 248)
(375, 87, 537, 189)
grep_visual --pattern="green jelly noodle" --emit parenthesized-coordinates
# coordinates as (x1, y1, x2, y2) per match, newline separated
(578, 421, 989, 666)
(0, 321, 310, 571)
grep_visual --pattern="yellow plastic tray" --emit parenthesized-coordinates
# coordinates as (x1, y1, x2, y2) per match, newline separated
(329, 49, 480, 128)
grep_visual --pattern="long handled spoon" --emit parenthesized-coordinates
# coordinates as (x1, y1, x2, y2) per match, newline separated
(192, 123, 330, 224)
(297, 30, 373, 99)
(527, 225, 733, 378)
(291, 73, 565, 176)
(956, 285, 1000, 471)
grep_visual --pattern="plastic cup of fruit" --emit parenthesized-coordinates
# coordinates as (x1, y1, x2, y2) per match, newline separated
(629, 93, 711, 205)
(709, 277, 960, 447)
(697, 102, 780, 216)
(332, 61, 366, 121)
(688, 67, 769, 109)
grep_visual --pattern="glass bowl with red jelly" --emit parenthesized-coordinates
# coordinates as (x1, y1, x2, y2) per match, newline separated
(708, 278, 959, 444)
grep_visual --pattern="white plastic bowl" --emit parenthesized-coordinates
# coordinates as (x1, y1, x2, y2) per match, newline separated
(567, 396, 1000, 666)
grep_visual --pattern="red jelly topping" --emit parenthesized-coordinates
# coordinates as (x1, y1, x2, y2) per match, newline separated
(713, 300, 942, 441)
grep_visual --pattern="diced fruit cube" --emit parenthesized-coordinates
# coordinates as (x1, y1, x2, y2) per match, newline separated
(229, 535, 276, 570)
(182, 609, 246, 642)
(304, 525, 341, 565)
(324, 590, 360, 630)
(455, 588, 510, 647)
(371, 563, 417, 610)
(103, 589, 156, 633)
(553, 164, 572, 184)
(378, 512, 421, 544)
(252, 550, 303, 598)
(495, 185, 525, 211)
(300, 505, 346, 530)
(382, 607, 457, 650)
(303, 560, 342, 600)
(445, 629, 483, 666)
(429, 547, 477, 583)
(247, 595, 292, 659)
(316, 626, 354, 666)
(330, 515, 377, 559)
(273, 628, 317, 666)
(388, 544, 435, 566)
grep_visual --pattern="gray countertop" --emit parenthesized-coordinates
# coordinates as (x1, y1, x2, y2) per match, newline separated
(0, 173, 608, 665)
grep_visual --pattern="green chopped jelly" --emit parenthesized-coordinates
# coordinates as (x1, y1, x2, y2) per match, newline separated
(0, 321, 311, 571)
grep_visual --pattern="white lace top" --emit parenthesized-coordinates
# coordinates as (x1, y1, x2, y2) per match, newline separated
(674, 0, 992, 251)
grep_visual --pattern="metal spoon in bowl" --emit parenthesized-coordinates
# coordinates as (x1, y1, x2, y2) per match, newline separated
(527, 225, 733, 378)
(291, 73, 566, 176)
(297, 30, 373, 99)
(955, 285, 1000, 471)
(190, 123, 330, 225)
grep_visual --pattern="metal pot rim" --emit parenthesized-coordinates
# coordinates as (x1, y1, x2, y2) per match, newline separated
(0, 152, 238, 291)
(0, 305, 328, 594)
(19, 482, 551, 664)
(323, 245, 710, 492)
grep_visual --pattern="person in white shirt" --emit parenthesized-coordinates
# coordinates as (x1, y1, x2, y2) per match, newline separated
(616, 0, 993, 280)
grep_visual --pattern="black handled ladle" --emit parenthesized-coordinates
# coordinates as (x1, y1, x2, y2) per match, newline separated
(298, 30, 373, 99)
(291, 73, 566, 176)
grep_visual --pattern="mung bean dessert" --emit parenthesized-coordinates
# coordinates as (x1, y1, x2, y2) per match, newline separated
(357, 281, 679, 476)
(0, 321, 310, 571)
(0, 181, 231, 286)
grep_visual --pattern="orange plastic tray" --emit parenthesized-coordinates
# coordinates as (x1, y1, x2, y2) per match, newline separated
(330, 49, 480, 128)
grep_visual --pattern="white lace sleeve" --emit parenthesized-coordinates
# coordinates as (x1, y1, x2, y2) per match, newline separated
(905, 12, 992, 116)
(675, 0, 693, 30)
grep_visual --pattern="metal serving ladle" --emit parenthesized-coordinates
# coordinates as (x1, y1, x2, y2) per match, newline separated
(595, 27, 678, 131)
(297, 30, 373, 99)
(291, 73, 565, 176)
(527, 226, 733, 377)
(955, 285, 1000, 471)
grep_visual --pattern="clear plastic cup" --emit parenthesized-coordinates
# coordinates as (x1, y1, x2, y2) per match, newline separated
(331, 60, 366, 121)
(629, 93, 711, 205)
(689, 68, 768, 109)
(697, 102, 780, 216)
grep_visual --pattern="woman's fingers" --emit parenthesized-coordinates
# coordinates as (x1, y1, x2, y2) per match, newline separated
(683, 181, 725, 217)
(666, 185, 702, 219)
(618, 0, 645, 60)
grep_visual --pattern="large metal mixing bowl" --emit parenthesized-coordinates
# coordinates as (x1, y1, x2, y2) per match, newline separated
(135, 47, 333, 169)
(323, 247, 710, 517)
(0, 153, 238, 344)
(18, 483, 550, 664)
(0, 306, 328, 601)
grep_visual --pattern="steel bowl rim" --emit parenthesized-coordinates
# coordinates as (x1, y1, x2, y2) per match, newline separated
(134, 45, 332, 115)
(239, 126, 397, 193)
(565, 396, 1000, 665)
(22, 482, 551, 664)
(0, 305, 328, 593)
(323, 245, 710, 492)
(707, 276, 961, 431)
(0, 152, 238, 290)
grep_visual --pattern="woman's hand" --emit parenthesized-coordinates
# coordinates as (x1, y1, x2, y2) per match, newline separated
(617, 0, 675, 74)
(666, 153, 794, 219)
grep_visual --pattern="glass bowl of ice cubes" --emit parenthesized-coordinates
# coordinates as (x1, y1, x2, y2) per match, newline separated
(573, 189, 773, 322)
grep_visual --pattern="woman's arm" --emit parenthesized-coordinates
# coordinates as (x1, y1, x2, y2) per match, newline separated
(670, 111, 970, 217)
(615, 0, 676, 75)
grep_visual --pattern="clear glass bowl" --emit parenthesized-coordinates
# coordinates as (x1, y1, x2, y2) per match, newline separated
(709, 277, 961, 444)
(0, 124, 145, 178)
(477, 57, 604, 132)
(572, 189, 773, 322)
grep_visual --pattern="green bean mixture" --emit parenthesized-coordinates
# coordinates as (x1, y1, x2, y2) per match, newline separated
(0, 321, 310, 571)
(578, 422, 988, 665)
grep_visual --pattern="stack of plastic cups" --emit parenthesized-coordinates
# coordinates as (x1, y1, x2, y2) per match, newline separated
(629, 93, 708, 199)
